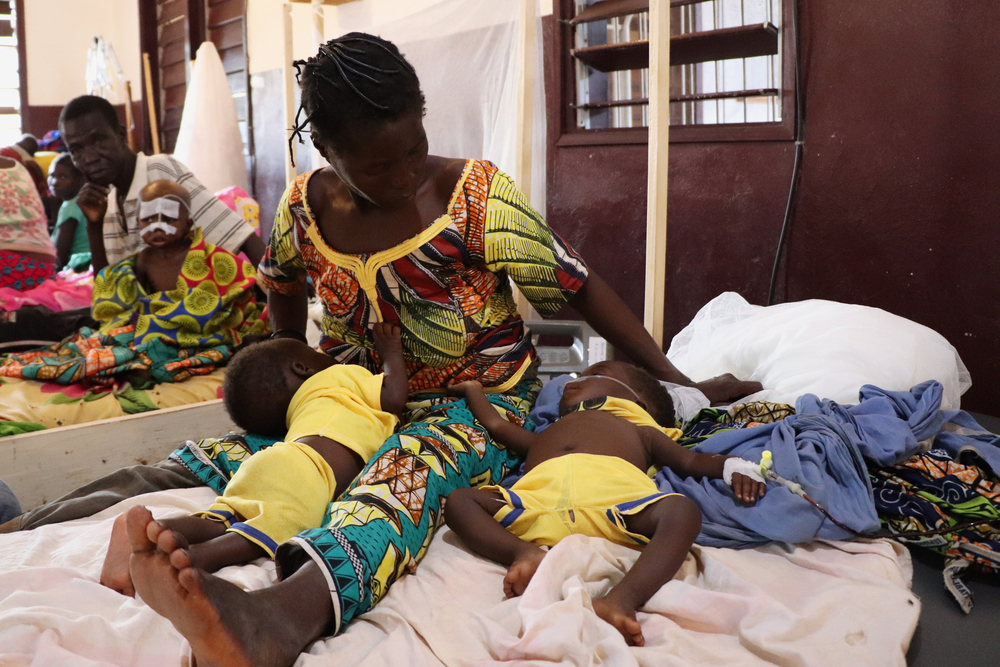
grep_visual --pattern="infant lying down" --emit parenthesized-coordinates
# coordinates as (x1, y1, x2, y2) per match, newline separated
(446, 360, 767, 646)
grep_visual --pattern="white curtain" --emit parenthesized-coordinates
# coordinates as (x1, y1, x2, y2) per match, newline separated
(332, 0, 547, 213)
(173, 42, 250, 193)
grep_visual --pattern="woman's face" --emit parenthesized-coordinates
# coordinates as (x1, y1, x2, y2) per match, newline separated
(316, 109, 429, 210)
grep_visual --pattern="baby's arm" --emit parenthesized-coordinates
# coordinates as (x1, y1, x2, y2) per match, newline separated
(643, 428, 766, 503)
(372, 322, 408, 415)
(448, 381, 538, 456)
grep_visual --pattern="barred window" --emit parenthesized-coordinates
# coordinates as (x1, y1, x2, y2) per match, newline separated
(0, 0, 24, 146)
(559, 0, 793, 142)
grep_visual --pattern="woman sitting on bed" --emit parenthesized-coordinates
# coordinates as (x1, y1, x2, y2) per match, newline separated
(113, 33, 762, 667)
(0, 179, 267, 386)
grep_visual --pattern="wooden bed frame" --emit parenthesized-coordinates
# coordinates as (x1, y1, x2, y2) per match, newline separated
(0, 400, 234, 512)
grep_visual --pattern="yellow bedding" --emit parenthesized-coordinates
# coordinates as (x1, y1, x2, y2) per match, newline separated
(0, 369, 225, 428)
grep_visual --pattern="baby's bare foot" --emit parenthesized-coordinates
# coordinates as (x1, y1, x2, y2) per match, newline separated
(504, 546, 546, 598)
(101, 512, 135, 596)
(593, 594, 644, 647)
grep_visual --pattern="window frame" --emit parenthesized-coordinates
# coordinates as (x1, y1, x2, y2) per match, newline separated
(553, 0, 797, 146)
(13, 0, 28, 135)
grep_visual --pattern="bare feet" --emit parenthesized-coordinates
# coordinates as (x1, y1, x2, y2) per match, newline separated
(592, 593, 644, 647)
(101, 512, 135, 596)
(504, 546, 546, 598)
(125, 506, 312, 667)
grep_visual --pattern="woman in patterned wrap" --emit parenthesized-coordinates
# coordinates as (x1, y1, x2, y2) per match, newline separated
(124, 33, 761, 666)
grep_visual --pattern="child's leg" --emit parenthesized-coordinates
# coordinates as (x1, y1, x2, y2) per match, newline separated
(101, 512, 265, 595)
(444, 487, 546, 598)
(593, 494, 701, 647)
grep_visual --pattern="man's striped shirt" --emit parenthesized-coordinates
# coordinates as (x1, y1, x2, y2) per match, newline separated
(102, 153, 254, 264)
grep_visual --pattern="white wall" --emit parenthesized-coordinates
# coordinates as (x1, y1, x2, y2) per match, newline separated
(24, 0, 141, 106)
(247, 0, 552, 75)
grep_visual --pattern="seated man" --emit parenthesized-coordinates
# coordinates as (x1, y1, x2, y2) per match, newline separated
(445, 361, 766, 647)
(0, 179, 267, 385)
(59, 95, 265, 269)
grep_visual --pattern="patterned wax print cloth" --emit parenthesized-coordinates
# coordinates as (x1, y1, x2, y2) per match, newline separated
(214, 186, 261, 234)
(174, 380, 537, 634)
(871, 448, 1000, 613)
(259, 159, 589, 394)
(0, 160, 56, 290)
(0, 228, 267, 385)
(676, 401, 797, 447)
(0, 250, 55, 292)
(0, 146, 50, 198)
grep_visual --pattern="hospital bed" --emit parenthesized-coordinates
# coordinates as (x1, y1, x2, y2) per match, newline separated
(0, 294, 988, 666)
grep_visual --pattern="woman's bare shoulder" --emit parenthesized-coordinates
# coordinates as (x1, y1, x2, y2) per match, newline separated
(427, 156, 472, 199)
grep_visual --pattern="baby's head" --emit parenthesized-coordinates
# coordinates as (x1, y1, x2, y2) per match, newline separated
(222, 338, 335, 437)
(47, 153, 84, 201)
(560, 361, 676, 427)
(138, 179, 193, 249)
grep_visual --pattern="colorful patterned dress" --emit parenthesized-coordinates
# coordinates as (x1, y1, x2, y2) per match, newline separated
(0, 160, 56, 290)
(0, 228, 267, 385)
(231, 159, 587, 630)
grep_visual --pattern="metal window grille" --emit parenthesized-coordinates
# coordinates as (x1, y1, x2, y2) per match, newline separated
(573, 0, 782, 129)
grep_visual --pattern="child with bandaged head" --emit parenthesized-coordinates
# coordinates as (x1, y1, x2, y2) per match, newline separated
(445, 361, 767, 647)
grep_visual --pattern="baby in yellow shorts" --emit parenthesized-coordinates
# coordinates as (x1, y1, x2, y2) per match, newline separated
(101, 322, 407, 592)
(446, 361, 766, 647)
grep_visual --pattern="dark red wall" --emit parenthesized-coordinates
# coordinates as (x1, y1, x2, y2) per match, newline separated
(544, 1, 1000, 414)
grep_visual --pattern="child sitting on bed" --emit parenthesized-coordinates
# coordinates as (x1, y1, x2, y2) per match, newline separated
(101, 321, 408, 595)
(0, 179, 266, 385)
(445, 361, 767, 647)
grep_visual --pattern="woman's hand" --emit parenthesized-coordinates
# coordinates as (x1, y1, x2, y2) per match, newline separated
(694, 374, 763, 405)
(77, 182, 110, 225)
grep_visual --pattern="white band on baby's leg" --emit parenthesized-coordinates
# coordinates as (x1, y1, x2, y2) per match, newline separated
(723, 457, 765, 486)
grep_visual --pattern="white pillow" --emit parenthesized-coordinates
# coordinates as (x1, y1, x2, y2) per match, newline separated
(667, 292, 971, 410)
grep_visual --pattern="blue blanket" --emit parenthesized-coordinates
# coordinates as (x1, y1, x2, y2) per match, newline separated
(654, 380, 1000, 548)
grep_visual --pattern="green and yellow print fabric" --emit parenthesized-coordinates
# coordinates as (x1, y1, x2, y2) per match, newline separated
(92, 228, 266, 348)
(258, 160, 588, 393)
(0, 229, 267, 385)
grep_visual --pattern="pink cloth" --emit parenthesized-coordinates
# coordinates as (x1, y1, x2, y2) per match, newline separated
(0, 268, 94, 312)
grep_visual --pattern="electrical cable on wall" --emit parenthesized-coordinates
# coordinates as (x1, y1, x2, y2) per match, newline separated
(767, 0, 804, 307)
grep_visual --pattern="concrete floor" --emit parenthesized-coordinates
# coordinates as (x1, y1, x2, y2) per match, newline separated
(905, 410, 1000, 667)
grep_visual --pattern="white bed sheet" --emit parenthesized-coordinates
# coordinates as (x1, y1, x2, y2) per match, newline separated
(0, 488, 919, 667)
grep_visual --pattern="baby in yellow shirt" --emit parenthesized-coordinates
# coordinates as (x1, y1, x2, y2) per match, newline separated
(101, 322, 407, 593)
(446, 361, 766, 648)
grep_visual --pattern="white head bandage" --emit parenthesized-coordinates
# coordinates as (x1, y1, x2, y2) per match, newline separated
(141, 221, 179, 237)
(138, 195, 190, 221)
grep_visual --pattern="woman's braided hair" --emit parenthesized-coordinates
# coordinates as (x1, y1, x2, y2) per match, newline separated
(289, 32, 425, 162)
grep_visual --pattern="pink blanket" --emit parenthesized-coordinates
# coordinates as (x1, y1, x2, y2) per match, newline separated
(0, 268, 93, 312)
